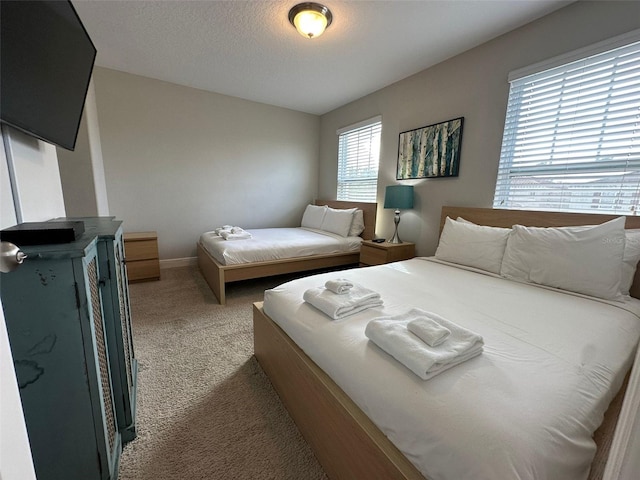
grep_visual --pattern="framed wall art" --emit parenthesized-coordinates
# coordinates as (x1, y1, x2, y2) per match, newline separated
(396, 117, 464, 179)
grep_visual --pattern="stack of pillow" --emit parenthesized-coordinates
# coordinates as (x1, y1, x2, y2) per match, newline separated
(300, 204, 365, 238)
(434, 216, 640, 300)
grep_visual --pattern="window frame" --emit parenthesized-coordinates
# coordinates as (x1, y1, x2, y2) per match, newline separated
(336, 115, 382, 203)
(493, 29, 640, 215)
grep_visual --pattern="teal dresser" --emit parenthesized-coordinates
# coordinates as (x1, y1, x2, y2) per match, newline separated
(0, 217, 138, 480)
(79, 217, 138, 443)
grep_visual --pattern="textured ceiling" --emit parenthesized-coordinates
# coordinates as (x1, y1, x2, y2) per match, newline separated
(73, 0, 572, 115)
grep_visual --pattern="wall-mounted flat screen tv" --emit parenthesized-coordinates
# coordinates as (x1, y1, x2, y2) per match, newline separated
(0, 0, 96, 151)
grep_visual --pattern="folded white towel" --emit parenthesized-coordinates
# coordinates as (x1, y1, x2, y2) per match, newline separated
(324, 278, 354, 295)
(408, 315, 451, 347)
(303, 284, 383, 320)
(365, 308, 484, 380)
(214, 225, 233, 235)
(220, 230, 252, 240)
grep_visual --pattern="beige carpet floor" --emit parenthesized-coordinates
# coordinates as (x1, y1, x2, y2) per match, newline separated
(118, 266, 328, 480)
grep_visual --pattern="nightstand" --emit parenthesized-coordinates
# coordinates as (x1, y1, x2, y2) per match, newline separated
(360, 240, 415, 266)
(124, 231, 160, 282)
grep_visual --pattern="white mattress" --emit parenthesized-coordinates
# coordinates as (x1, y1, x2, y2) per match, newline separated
(262, 258, 640, 480)
(199, 227, 362, 265)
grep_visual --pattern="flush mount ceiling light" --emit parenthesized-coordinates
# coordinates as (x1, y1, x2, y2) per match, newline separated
(288, 2, 333, 39)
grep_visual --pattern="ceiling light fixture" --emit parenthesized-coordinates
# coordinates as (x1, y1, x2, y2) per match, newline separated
(288, 2, 333, 39)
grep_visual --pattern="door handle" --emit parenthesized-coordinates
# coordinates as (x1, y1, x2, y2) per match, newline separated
(0, 241, 27, 273)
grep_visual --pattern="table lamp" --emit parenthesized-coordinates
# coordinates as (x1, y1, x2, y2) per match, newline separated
(383, 185, 414, 244)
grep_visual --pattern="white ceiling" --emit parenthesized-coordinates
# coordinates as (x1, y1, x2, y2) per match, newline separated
(73, 0, 573, 115)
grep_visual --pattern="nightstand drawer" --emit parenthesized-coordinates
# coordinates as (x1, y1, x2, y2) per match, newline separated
(125, 238, 159, 260)
(124, 231, 160, 282)
(359, 241, 415, 266)
(360, 247, 389, 266)
(126, 259, 160, 282)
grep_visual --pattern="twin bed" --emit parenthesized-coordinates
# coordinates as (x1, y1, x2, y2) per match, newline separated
(252, 206, 640, 480)
(197, 200, 376, 305)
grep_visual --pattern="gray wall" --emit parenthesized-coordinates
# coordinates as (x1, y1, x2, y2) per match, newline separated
(57, 79, 110, 217)
(1, 126, 66, 223)
(318, 0, 640, 256)
(92, 67, 320, 260)
(57, 99, 98, 216)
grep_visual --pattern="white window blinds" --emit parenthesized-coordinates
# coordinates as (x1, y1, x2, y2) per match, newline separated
(493, 38, 640, 215)
(337, 117, 382, 202)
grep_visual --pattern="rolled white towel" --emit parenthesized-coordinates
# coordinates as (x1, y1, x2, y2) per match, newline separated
(324, 278, 354, 295)
(408, 316, 451, 347)
(303, 284, 383, 320)
(220, 230, 252, 240)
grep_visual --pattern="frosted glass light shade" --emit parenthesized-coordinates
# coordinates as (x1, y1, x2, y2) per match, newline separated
(288, 3, 333, 39)
(294, 10, 326, 38)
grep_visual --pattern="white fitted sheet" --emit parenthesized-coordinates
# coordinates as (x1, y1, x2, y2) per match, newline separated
(199, 227, 362, 265)
(262, 258, 640, 480)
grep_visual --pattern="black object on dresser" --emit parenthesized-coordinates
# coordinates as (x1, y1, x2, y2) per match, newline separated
(0, 220, 85, 245)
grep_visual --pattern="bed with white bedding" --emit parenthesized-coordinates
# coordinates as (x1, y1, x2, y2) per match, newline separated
(197, 200, 376, 304)
(253, 206, 640, 480)
(199, 227, 363, 265)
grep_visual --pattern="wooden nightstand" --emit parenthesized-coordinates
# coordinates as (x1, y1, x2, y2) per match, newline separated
(124, 231, 160, 282)
(360, 240, 415, 266)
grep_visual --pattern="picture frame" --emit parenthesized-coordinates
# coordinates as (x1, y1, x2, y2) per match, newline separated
(396, 117, 464, 179)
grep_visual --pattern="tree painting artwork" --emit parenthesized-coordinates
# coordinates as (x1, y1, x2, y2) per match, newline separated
(397, 117, 464, 179)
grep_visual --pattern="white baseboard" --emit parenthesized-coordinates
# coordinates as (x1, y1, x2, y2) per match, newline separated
(159, 257, 197, 269)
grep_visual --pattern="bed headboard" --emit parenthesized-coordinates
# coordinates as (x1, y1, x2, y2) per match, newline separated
(440, 206, 640, 299)
(315, 200, 377, 240)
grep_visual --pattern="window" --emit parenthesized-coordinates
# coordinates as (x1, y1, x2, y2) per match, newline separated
(337, 116, 382, 202)
(493, 33, 640, 215)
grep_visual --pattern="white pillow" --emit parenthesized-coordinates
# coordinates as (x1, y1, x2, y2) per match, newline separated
(621, 229, 640, 296)
(348, 209, 365, 237)
(500, 217, 626, 300)
(320, 207, 357, 237)
(301, 204, 327, 230)
(434, 216, 511, 274)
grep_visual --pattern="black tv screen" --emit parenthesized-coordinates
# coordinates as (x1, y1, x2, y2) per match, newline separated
(0, 0, 96, 151)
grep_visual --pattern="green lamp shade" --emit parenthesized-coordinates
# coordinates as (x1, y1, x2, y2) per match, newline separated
(384, 185, 414, 210)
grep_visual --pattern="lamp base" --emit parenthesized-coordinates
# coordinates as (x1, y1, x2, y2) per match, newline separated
(388, 209, 403, 244)
(388, 234, 402, 244)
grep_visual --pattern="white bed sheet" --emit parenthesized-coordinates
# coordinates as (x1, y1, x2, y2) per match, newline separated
(199, 227, 362, 265)
(262, 258, 640, 480)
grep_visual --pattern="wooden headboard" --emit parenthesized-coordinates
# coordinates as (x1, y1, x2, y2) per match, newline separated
(315, 200, 377, 240)
(439, 206, 640, 299)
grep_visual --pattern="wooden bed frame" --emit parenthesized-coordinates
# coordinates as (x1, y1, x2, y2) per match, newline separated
(197, 200, 376, 305)
(253, 206, 640, 480)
